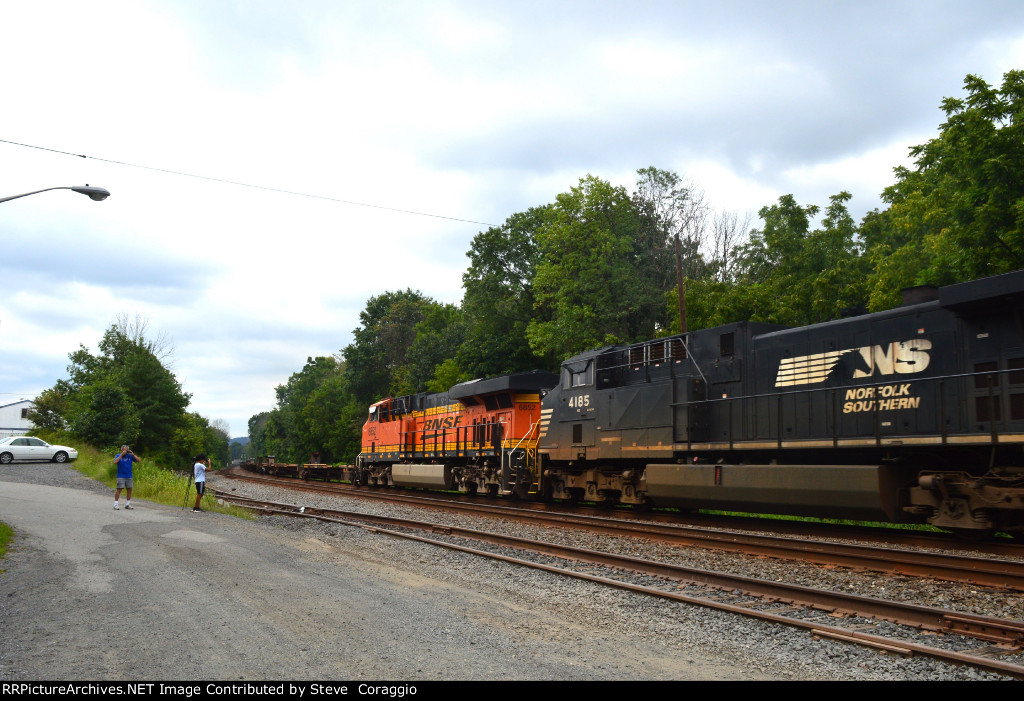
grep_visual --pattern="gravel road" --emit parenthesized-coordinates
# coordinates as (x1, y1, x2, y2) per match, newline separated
(0, 462, 1015, 681)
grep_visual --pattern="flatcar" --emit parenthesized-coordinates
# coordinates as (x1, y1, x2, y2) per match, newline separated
(355, 269, 1024, 535)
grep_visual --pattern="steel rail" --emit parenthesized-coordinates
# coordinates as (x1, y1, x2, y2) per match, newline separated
(226, 467, 1024, 557)
(214, 491, 1024, 679)
(220, 470, 1024, 590)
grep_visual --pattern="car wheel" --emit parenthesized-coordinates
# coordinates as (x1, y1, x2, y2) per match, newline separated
(0, 452, 12, 464)
(53, 451, 68, 463)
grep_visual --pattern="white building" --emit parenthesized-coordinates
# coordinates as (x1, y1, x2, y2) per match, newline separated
(0, 400, 35, 438)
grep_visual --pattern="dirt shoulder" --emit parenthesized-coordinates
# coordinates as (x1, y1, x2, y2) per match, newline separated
(0, 465, 764, 681)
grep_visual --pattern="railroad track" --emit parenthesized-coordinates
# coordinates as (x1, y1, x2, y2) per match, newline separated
(212, 488, 1024, 679)
(219, 469, 1024, 591)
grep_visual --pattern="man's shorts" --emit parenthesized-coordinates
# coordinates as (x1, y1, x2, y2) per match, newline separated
(195, 481, 206, 495)
(116, 478, 133, 489)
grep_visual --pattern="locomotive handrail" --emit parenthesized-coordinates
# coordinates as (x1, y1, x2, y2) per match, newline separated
(596, 335, 708, 388)
(667, 366, 1019, 407)
(505, 420, 542, 465)
(503, 420, 543, 492)
(675, 333, 709, 387)
(667, 366, 1019, 449)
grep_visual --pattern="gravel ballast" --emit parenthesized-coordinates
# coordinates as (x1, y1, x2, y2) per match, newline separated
(0, 462, 1017, 681)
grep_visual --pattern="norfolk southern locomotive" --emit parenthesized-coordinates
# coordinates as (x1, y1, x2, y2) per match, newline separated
(358, 270, 1024, 535)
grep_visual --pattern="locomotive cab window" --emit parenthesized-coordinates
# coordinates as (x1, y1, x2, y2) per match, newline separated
(564, 363, 591, 388)
(720, 332, 735, 357)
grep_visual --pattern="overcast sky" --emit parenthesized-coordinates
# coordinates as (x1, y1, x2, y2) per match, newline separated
(2, 0, 1023, 440)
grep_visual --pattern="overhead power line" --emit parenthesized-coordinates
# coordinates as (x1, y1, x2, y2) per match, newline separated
(0, 138, 498, 228)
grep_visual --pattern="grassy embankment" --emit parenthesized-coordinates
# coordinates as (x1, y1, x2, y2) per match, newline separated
(0, 521, 12, 571)
(33, 430, 252, 518)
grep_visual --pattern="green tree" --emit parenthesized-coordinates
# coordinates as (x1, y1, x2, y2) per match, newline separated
(37, 320, 194, 457)
(527, 175, 668, 359)
(170, 412, 228, 469)
(27, 381, 75, 431)
(866, 70, 1024, 309)
(686, 193, 866, 329)
(247, 356, 366, 464)
(342, 290, 435, 404)
(458, 206, 553, 377)
(69, 379, 141, 448)
(398, 304, 468, 394)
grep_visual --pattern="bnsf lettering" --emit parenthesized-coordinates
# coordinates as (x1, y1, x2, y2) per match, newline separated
(423, 416, 461, 431)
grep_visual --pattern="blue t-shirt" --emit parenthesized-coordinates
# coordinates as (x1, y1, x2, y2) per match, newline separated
(116, 453, 138, 479)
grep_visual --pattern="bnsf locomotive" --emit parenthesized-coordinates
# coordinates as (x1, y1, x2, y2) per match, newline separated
(357, 269, 1024, 535)
(357, 372, 558, 496)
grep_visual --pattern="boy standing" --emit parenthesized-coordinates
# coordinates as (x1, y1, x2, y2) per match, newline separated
(192, 454, 210, 512)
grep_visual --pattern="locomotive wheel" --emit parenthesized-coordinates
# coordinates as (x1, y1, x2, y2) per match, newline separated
(485, 484, 498, 498)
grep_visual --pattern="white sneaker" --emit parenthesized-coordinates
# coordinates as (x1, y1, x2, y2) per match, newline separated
(125, 504, 134, 510)
(113, 503, 119, 510)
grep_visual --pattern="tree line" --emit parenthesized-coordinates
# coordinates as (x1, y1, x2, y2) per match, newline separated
(31, 315, 230, 468)
(241, 70, 1019, 464)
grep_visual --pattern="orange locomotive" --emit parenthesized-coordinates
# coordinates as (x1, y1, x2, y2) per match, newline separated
(357, 371, 558, 496)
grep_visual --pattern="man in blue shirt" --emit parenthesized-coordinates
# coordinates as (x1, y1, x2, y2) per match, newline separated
(113, 445, 140, 510)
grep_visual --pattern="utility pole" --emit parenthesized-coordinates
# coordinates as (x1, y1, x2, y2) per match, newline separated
(673, 233, 687, 334)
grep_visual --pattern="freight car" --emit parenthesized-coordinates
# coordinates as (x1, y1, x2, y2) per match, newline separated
(355, 269, 1024, 535)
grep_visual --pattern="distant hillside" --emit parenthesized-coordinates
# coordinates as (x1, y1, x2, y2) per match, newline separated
(230, 437, 250, 446)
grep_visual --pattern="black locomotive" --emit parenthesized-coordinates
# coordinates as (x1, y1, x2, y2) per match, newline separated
(536, 269, 1024, 535)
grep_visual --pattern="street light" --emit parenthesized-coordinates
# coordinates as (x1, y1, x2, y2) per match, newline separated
(0, 184, 110, 204)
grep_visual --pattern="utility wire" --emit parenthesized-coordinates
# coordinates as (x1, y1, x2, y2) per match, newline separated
(0, 138, 499, 228)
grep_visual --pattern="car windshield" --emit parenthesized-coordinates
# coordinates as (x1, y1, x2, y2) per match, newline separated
(0, 437, 13, 445)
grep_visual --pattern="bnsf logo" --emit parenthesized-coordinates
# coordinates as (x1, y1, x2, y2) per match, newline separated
(423, 416, 462, 430)
(775, 339, 932, 388)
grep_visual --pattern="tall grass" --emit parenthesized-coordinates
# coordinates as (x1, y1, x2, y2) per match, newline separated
(0, 521, 13, 570)
(33, 430, 251, 518)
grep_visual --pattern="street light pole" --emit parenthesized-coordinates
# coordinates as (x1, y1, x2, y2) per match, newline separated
(0, 184, 110, 204)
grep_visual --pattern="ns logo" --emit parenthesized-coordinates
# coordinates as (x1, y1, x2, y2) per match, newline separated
(775, 339, 932, 388)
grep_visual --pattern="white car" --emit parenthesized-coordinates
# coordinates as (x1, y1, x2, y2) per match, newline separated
(0, 436, 78, 464)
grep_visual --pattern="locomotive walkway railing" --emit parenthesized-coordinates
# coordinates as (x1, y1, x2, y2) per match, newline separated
(666, 366, 1022, 450)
